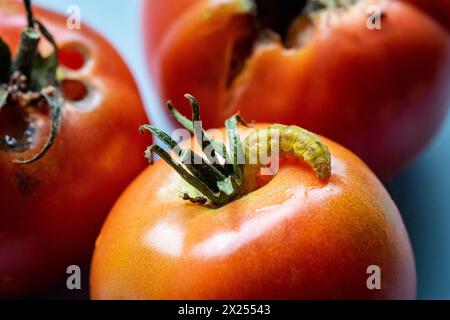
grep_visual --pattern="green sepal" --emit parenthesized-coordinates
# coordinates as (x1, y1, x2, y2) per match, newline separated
(144, 144, 222, 203)
(167, 99, 229, 161)
(217, 176, 236, 196)
(141, 96, 250, 208)
(29, 50, 57, 91)
(225, 115, 245, 182)
(140, 124, 227, 188)
(29, 18, 59, 91)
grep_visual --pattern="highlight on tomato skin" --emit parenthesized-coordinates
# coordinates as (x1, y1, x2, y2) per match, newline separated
(0, 0, 149, 296)
(90, 99, 416, 300)
(143, 0, 450, 180)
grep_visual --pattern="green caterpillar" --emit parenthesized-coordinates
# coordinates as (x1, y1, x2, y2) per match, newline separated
(243, 124, 332, 181)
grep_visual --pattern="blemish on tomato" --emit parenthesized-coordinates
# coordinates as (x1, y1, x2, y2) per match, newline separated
(16, 171, 40, 196)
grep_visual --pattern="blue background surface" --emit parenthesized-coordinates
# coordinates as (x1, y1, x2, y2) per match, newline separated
(35, 0, 450, 299)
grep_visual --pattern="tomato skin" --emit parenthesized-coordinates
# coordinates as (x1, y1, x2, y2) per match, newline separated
(0, 2, 149, 296)
(90, 126, 415, 300)
(143, 0, 450, 180)
(400, 0, 450, 31)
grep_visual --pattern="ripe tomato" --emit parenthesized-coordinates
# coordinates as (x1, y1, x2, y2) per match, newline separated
(143, 0, 450, 180)
(0, 1, 148, 296)
(90, 101, 415, 299)
(400, 0, 450, 31)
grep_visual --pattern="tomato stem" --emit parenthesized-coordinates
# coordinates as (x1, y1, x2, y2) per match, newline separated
(12, 28, 40, 81)
(24, 0, 34, 28)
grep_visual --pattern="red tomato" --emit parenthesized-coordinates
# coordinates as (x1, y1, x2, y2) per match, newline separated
(400, 0, 450, 31)
(90, 113, 415, 299)
(0, 1, 148, 296)
(143, 0, 450, 180)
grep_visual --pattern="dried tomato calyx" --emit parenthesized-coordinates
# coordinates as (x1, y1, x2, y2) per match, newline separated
(0, 0, 62, 164)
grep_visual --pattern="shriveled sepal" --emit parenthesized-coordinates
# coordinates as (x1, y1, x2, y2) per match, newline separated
(0, 0, 62, 163)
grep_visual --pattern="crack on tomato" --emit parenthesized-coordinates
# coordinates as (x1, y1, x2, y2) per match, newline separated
(227, 35, 255, 88)
(226, 0, 363, 87)
(253, 0, 308, 42)
(225, 0, 310, 88)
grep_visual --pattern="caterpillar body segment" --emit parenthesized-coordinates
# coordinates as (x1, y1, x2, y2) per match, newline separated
(243, 125, 332, 181)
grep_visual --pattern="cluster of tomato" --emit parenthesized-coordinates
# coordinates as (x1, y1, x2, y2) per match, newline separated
(1, 0, 449, 299)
